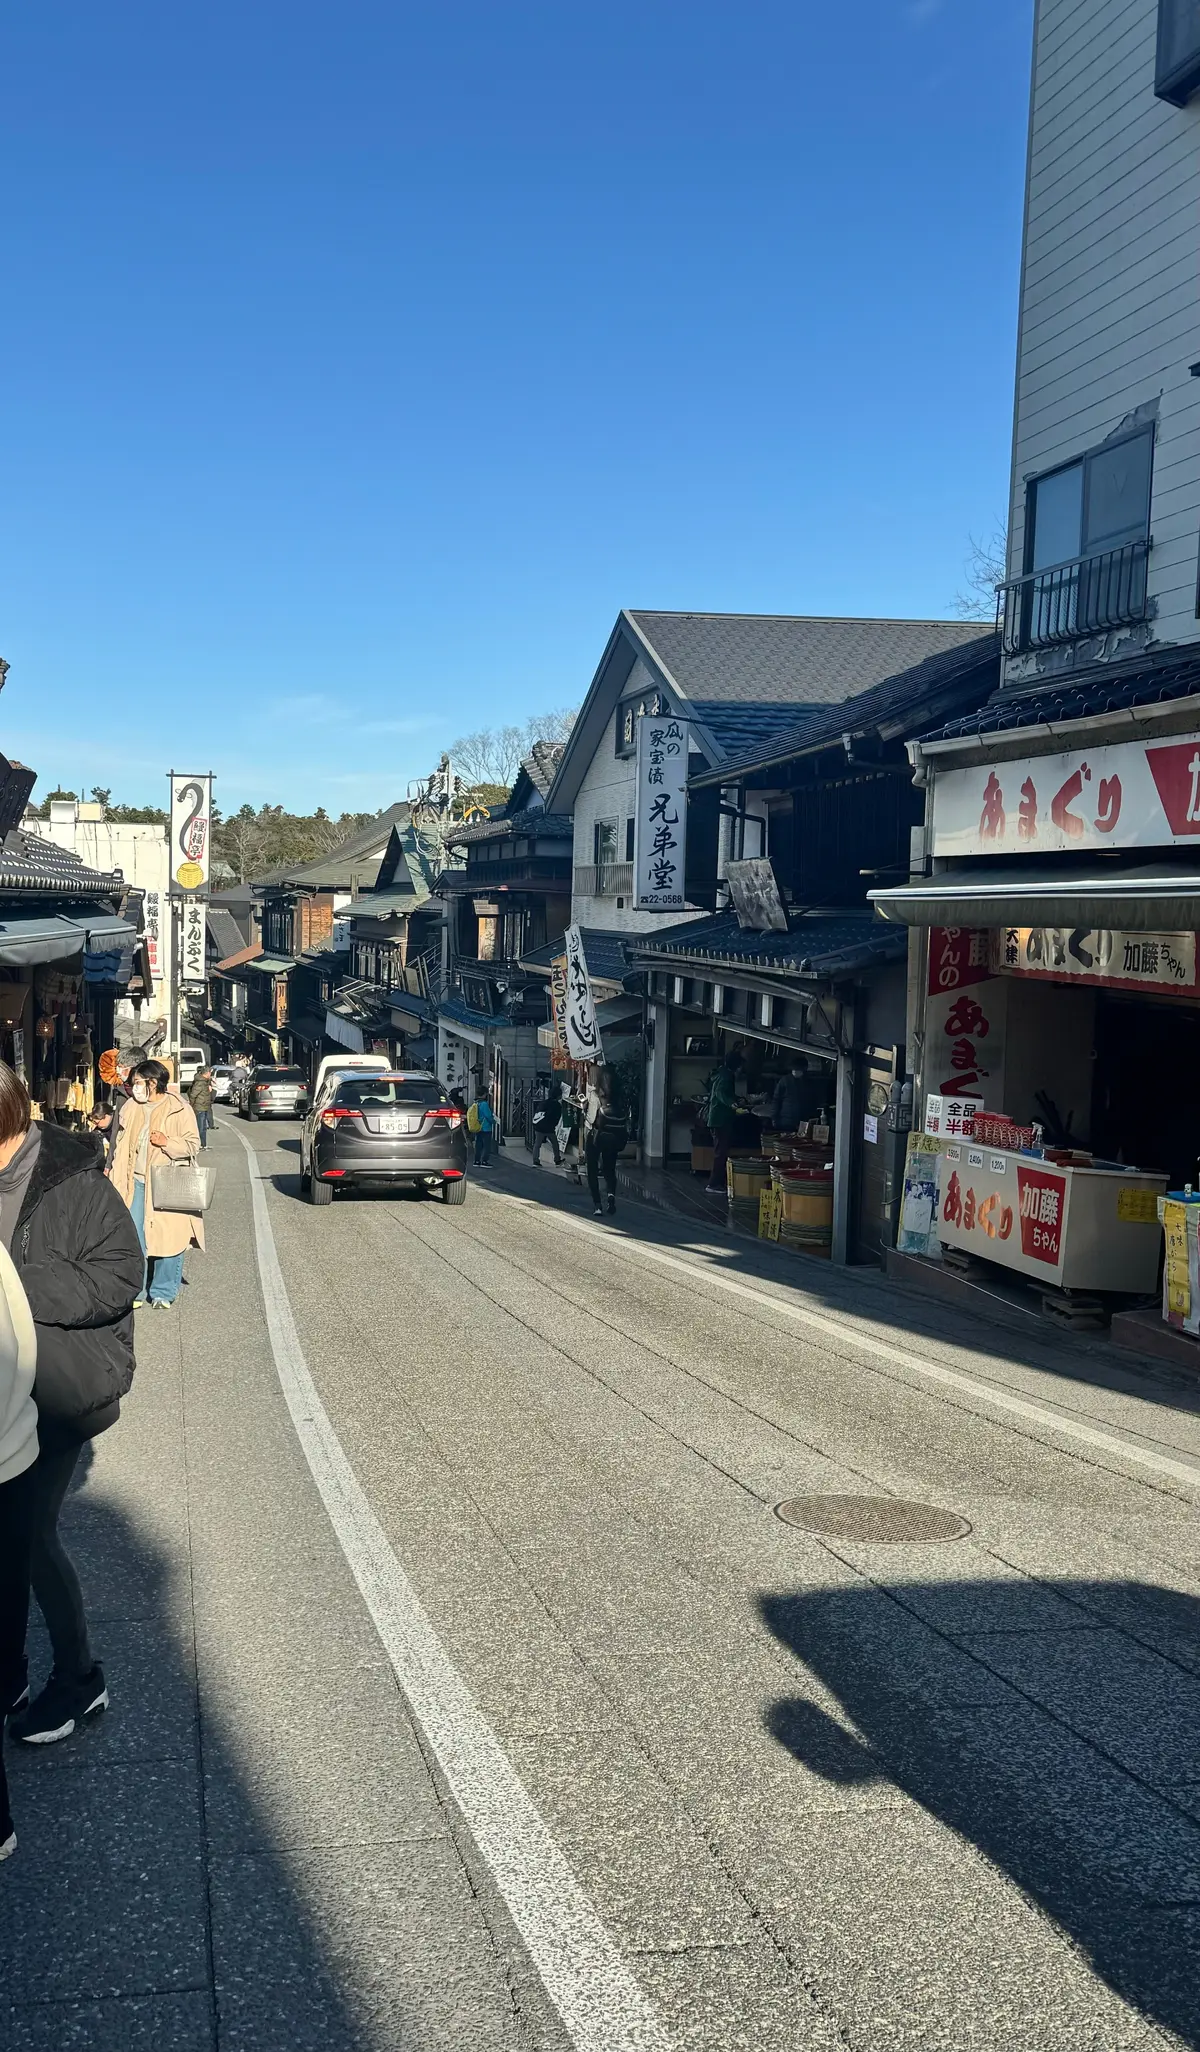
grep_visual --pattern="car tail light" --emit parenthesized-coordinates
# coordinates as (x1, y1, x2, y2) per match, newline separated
(443, 1168, 465, 1178)
(320, 1107, 361, 1127)
(426, 1108, 463, 1127)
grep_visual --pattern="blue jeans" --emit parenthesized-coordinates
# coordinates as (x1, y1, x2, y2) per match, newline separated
(473, 1128, 492, 1166)
(130, 1179, 184, 1304)
(195, 1110, 212, 1148)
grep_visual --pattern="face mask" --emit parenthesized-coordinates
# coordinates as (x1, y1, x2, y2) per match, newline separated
(132, 1083, 150, 1103)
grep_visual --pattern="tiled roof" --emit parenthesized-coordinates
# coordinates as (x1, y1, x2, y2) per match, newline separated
(628, 611, 993, 709)
(628, 908, 907, 979)
(436, 991, 498, 1031)
(688, 702, 827, 761)
(255, 802, 412, 890)
(448, 809, 574, 846)
(694, 635, 1002, 783)
(518, 927, 633, 986)
(521, 740, 565, 798)
(206, 908, 248, 963)
(0, 829, 121, 897)
(932, 643, 1200, 742)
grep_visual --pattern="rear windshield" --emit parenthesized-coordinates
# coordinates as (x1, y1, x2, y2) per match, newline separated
(333, 1078, 447, 1109)
(256, 1068, 305, 1084)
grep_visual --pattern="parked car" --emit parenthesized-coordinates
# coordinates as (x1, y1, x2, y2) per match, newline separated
(210, 1063, 239, 1103)
(177, 1044, 208, 1088)
(300, 1070, 467, 1206)
(239, 1064, 309, 1120)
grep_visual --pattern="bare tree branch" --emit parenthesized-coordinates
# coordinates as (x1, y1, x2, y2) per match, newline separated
(953, 525, 1008, 621)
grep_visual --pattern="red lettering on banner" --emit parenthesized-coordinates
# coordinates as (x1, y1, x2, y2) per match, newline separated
(979, 773, 1006, 841)
(1050, 766, 1088, 838)
(1094, 774, 1122, 834)
(1016, 1166, 1066, 1267)
(1145, 741, 1200, 836)
(927, 928, 992, 996)
(1018, 778, 1038, 841)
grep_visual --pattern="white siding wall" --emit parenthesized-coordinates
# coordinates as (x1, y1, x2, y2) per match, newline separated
(1008, 0, 1200, 675)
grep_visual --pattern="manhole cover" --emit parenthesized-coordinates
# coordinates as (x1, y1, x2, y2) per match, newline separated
(774, 1495, 972, 1543)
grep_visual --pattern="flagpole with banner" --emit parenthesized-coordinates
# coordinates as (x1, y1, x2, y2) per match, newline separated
(167, 771, 214, 1063)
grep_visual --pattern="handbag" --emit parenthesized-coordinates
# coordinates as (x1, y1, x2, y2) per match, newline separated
(151, 1155, 216, 1214)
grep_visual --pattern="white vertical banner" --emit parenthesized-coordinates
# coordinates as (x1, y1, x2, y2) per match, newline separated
(143, 888, 163, 982)
(563, 924, 603, 1063)
(169, 773, 213, 894)
(633, 715, 689, 912)
(181, 899, 207, 985)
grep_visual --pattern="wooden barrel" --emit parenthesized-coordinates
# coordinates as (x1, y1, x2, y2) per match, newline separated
(775, 1167, 833, 1255)
(728, 1156, 770, 1200)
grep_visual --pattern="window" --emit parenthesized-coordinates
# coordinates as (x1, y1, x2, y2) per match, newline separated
(1014, 427, 1154, 649)
(624, 816, 635, 862)
(1027, 428, 1153, 572)
(1156, 0, 1200, 103)
(593, 818, 618, 866)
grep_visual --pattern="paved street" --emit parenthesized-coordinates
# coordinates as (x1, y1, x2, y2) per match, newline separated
(5, 1118, 1200, 2050)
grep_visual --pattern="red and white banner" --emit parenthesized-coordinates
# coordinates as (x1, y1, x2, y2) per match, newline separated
(931, 731, 1200, 857)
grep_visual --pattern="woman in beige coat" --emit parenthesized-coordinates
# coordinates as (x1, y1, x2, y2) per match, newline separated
(108, 1059, 203, 1309)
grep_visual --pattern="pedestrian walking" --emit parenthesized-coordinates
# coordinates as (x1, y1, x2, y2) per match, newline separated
(703, 1050, 742, 1196)
(188, 1064, 215, 1148)
(0, 1062, 144, 1752)
(467, 1086, 495, 1167)
(583, 1064, 626, 1218)
(108, 1060, 204, 1309)
(0, 1218, 38, 1855)
(531, 1074, 564, 1166)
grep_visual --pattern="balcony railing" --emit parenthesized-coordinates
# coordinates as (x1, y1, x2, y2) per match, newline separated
(1000, 538, 1150, 655)
(573, 862, 634, 897)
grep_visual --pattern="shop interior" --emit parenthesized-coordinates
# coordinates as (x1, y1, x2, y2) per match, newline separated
(667, 1008, 837, 1168)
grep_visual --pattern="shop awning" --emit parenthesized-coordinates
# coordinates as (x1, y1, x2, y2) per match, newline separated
(869, 863, 1200, 932)
(0, 914, 137, 968)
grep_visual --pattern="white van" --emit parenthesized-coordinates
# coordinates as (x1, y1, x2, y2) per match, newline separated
(311, 1051, 393, 1104)
(177, 1046, 207, 1087)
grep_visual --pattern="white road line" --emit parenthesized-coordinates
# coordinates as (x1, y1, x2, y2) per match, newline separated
(476, 1183, 1200, 1497)
(234, 1130, 672, 2052)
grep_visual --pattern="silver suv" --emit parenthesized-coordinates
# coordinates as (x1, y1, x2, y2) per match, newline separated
(238, 1064, 309, 1120)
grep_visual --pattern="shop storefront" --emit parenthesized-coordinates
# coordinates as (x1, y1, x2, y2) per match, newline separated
(632, 909, 909, 1264)
(874, 722, 1200, 1324)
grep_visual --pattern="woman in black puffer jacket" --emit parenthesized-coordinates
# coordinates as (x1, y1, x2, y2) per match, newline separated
(0, 1064, 144, 1748)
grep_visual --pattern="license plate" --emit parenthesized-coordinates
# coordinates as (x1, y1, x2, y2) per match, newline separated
(378, 1115, 414, 1135)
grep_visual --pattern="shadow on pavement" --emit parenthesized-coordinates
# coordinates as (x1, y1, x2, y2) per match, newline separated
(1, 1457, 447, 2050)
(760, 1576, 1200, 2046)
(489, 1152, 1200, 1427)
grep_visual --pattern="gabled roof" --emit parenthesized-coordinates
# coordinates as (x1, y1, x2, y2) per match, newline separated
(255, 802, 412, 892)
(521, 738, 565, 798)
(206, 907, 249, 963)
(691, 634, 1002, 785)
(518, 927, 632, 987)
(546, 610, 993, 811)
(628, 611, 990, 707)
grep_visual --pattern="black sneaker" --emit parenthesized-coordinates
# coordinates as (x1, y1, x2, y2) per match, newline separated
(606, 1194, 616, 1215)
(9, 1667, 108, 1745)
(593, 1205, 604, 1216)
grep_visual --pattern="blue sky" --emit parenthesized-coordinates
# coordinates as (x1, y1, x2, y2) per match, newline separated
(1, 0, 1033, 813)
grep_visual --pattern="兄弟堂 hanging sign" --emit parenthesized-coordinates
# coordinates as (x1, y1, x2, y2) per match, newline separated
(633, 716, 689, 911)
(931, 731, 1200, 857)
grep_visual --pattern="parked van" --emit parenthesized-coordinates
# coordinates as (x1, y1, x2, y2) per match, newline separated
(312, 1052, 393, 1103)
